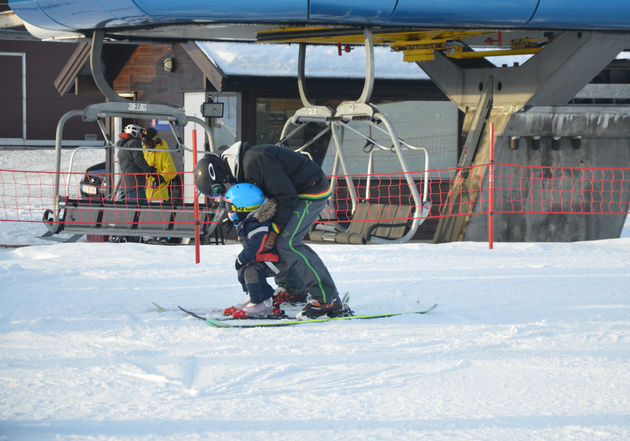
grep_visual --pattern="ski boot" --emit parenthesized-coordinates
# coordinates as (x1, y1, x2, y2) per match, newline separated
(272, 287, 308, 307)
(223, 295, 250, 316)
(231, 299, 285, 319)
(296, 297, 353, 320)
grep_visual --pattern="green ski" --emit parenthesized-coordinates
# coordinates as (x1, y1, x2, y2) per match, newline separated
(205, 303, 437, 328)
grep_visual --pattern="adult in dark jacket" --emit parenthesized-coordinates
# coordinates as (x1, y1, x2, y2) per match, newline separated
(194, 142, 352, 319)
(116, 124, 155, 203)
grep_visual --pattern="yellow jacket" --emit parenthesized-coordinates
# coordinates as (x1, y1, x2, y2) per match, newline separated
(143, 138, 177, 201)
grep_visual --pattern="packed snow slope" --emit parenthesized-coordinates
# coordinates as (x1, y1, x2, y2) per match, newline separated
(1, 148, 630, 440)
(1, 234, 630, 441)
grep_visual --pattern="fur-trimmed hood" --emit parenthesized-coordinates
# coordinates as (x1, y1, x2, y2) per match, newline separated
(250, 198, 277, 223)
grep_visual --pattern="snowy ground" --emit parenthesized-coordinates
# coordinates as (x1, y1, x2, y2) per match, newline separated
(1, 149, 630, 440)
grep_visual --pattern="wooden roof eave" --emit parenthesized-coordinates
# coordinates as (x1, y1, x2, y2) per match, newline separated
(53, 41, 91, 96)
(181, 41, 227, 93)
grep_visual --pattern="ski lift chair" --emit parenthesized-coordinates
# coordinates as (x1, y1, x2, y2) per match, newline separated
(43, 101, 223, 243)
(278, 28, 431, 244)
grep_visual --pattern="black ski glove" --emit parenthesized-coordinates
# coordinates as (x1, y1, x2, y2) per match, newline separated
(151, 174, 166, 187)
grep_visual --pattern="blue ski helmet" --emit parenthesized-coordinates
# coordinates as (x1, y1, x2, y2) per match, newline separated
(223, 183, 265, 215)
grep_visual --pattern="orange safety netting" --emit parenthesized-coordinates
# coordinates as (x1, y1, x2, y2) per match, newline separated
(0, 164, 628, 227)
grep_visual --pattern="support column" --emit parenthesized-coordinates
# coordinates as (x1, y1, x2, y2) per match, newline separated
(419, 31, 630, 242)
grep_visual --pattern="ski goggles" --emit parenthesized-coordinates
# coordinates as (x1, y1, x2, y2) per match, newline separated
(209, 183, 226, 198)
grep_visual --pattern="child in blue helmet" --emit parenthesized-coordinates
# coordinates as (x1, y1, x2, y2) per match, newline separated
(223, 183, 286, 319)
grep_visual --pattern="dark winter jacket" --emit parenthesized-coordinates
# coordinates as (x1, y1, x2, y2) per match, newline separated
(117, 134, 155, 193)
(235, 198, 280, 267)
(222, 143, 331, 231)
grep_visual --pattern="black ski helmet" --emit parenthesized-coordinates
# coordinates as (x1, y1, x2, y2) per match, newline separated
(142, 127, 159, 146)
(194, 153, 232, 197)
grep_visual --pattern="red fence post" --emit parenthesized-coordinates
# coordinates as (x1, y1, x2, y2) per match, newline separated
(488, 123, 494, 250)
(192, 129, 201, 264)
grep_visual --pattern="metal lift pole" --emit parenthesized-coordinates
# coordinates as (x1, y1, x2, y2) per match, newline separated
(90, 30, 128, 103)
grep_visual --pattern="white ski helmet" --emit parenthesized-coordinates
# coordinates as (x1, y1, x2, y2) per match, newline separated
(124, 124, 143, 137)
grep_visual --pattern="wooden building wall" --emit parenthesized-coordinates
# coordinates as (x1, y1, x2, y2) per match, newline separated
(0, 40, 103, 141)
(0, 53, 23, 138)
(112, 44, 205, 108)
(108, 43, 207, 170)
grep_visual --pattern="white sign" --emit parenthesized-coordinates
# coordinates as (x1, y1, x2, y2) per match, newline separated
(128, 103, 148, 112)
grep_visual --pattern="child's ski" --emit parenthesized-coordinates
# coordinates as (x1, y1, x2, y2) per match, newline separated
(174, 293, 350, 322)
(177, 305, 288, 321)
(205, 304, 438, 328)
(177, 305, 210, 320)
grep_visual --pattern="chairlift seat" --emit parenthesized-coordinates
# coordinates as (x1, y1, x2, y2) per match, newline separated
(48, 198, 219, 239)
(309, 202, 412, 244)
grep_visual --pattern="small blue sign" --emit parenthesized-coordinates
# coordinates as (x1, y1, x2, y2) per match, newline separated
(151, 119, 177, 131)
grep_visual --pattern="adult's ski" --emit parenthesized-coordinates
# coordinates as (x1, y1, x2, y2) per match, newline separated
(205, 303, 438, 328)
(152, 302, 168, 312)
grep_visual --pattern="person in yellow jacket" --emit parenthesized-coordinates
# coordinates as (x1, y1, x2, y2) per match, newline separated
(141, 127, 177, 202)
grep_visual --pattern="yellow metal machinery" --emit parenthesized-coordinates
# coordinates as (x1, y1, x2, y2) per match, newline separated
(257, 26, 545, 61)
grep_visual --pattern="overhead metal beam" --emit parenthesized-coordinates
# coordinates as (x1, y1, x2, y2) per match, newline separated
(419, 31, 630, 112)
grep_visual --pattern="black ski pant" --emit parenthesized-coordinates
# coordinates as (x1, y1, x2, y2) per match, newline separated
(275, 198, 339, 304)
